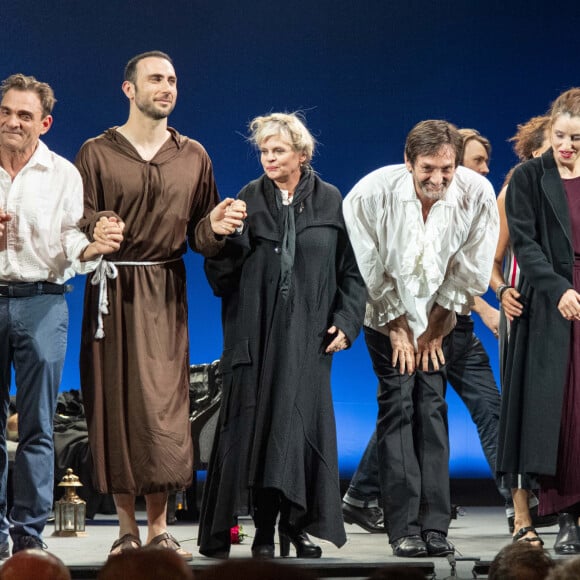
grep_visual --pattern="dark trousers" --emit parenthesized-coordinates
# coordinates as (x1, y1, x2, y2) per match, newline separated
(447, 316, 508, 501)
(364, 326, 451, 542)
(347, 316, 509, 508)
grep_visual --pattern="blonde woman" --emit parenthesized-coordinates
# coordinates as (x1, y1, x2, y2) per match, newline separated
(199, 113, 366, 559)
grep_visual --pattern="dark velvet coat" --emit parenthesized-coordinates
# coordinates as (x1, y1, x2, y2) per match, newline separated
(497, 150, 573, 482)
(198, 172, 366, 553)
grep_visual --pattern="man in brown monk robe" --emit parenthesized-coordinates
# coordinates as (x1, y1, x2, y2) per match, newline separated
(75, 50, 245, 560)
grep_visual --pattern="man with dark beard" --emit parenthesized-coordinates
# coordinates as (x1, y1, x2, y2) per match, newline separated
(75, 51, 245, 560)
(343, 120, 499, 558)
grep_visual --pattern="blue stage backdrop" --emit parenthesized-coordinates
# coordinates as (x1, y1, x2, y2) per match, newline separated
(3, 0, 579, 480)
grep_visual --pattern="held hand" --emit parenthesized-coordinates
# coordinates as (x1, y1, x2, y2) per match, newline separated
(210, 198, 247, 236)
(501, 287, 524, 322)
(324, 326, 350, 354)
(81, 216, 125, 261)
(558, 288, 580, 321)
(0, 210, 12, 239)
(387, 315, 415, 375)
(92, 216, 125, 255)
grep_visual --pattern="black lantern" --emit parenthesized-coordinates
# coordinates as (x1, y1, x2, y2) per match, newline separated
(53, 468, 87, 536)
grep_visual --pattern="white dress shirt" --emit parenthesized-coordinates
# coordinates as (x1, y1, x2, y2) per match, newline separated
(0, 140, 98, 283)
(343, 164, 499, 344)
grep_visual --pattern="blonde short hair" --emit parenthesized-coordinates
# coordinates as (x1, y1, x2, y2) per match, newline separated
(249, 112, 315, 163)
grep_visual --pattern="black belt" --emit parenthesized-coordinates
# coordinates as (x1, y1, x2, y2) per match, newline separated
(0, 282, 72, 298)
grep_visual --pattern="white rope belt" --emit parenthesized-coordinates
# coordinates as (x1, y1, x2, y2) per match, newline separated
(91, 257, 181, 339)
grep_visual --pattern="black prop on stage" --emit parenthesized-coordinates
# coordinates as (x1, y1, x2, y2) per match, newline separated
(173, 360, 223, 522)
(8, 360, 223, 524)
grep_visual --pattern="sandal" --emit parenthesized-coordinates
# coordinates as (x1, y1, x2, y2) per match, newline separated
(109, 533, 142, 557)
(513, 526, 544, 546)
(148, 531, 193, 561)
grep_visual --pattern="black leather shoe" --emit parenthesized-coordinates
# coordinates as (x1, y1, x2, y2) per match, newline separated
(342, 501, 386, 533)
(422, 530, 454, 556)
(391, 535, 428, 558)
(554, 513, 580, 554)
(508, 505, 559, 533)
(279, 526, 322, 558)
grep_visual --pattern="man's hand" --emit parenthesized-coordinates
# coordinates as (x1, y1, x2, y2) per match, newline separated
(81, 216, 125, 261)
(415, 304, 455, 372)
(324, 326, 350, 353)
(210, 198, 247, 236)
(0, 210, 12, 240)
(473, 297, 500, 337)
(415, 335, 445, 372)
(387, 315, 416, 375)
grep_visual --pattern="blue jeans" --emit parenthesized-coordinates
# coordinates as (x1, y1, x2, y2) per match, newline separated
(0, 295, 68, 542)
(346, 316, 510, 506)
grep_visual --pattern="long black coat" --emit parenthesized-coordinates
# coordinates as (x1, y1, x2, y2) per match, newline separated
(497, 150, 573, 481)
(198, 172, 366, 553)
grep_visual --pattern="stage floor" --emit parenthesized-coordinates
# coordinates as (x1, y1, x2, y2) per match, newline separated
(5, 506, 571, 579)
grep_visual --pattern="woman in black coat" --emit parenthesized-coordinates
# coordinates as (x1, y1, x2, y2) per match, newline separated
(497, 88, 580, 552)
(198, 113, 366, 559)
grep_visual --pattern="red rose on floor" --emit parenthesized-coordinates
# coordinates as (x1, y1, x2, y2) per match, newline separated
(230, 524, 247, 544)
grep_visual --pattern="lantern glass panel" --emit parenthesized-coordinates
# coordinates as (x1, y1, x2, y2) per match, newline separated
(76, 503, 86, 532)
(63, 503, 75, 531)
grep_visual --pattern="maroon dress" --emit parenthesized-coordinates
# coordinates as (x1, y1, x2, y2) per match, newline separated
(540, 175, 580, 514)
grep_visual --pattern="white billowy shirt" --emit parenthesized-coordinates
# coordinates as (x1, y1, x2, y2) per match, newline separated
(0, 140, 100, 283)
(343, 164, 499, 345)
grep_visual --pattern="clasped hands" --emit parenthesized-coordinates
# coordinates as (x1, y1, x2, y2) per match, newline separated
(210, 198, 247, 236)
(0, 209, 11, 240)
(81, 216, 125, 261)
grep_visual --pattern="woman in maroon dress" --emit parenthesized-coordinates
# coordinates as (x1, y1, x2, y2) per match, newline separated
(497, 88, 580, 553)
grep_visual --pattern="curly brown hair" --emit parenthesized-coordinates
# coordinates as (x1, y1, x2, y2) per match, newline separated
(508, 115, 550, 162)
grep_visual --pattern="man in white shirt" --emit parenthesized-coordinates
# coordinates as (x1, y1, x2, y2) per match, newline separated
(0, 73, 123, 557)
(343, 120, 499, 557)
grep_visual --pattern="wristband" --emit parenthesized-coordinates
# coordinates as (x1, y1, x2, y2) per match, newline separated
(496, 284, 511, 302)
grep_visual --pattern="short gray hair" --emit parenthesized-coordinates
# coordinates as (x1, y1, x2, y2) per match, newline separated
(249, 112, 315, 163)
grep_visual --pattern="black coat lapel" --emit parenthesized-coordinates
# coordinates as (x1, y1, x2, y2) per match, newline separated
(541, 149, 573, 250)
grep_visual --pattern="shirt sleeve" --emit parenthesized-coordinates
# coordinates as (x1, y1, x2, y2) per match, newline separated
(436, 182, 499, 313)
(343, 182, 406, 326)
(60, 161, 101, 275)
